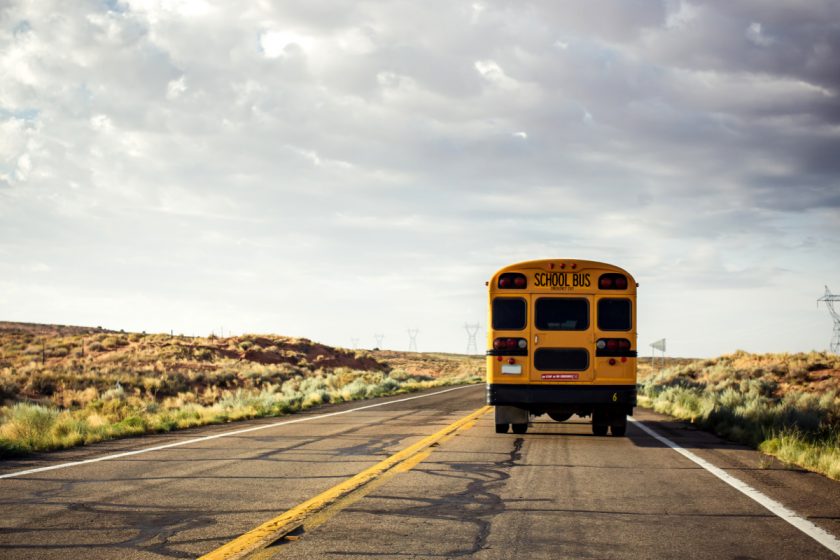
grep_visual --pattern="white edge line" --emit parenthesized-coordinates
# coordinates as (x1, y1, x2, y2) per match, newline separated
(628, 417, 840, 557)
(0, 384, 478, 480)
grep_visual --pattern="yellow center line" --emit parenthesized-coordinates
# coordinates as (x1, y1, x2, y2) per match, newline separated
(199, 405, 492, 560)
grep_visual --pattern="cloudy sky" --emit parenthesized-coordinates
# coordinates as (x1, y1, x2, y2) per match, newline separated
(1, 0, 839, 357)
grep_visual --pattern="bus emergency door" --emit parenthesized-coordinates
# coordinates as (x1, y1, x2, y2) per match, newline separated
(529, 294, 595, 383)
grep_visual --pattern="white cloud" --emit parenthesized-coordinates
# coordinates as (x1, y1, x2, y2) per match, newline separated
(0, 0, 838, 355)
(259, 30, 315, 58)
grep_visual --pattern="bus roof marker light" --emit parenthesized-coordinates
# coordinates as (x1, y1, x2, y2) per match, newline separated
(549, 263, 555, 269)
(571, 263, 577, 269)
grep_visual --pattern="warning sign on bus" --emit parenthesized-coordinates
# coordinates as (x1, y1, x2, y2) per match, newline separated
(541, 373, 579, 380)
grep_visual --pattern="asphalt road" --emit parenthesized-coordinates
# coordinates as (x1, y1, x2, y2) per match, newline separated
(1, 384, 839, 559)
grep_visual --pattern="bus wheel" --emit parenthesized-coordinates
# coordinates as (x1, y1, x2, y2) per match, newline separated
(495, 423, 510, 434)
(610, 415, 627, 437)
(548, 413, 572, 422)
(592, 411, 608, 436)
(511, 423, 528, 434)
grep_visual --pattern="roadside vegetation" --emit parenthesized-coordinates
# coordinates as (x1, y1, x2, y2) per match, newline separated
(638, 351, 840, 480)
(0, 322, 482, 457)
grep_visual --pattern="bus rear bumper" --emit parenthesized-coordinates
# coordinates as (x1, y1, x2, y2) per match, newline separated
(486, 383, 637, 411)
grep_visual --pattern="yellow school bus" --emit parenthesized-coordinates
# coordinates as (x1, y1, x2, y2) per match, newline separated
(486, 259, 637, 436)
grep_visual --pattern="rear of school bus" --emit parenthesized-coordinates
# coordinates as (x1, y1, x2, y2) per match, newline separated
(486, 259, 637, 436)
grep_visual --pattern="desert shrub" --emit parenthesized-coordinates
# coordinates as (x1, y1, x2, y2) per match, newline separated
(47, 346, 69, 358)
(0, 403, 58, 449)
(88, 341, 104, 352)
(640, 354, 840, 479)
(0, 378, 21, 401)
(26, 375, 57, 396)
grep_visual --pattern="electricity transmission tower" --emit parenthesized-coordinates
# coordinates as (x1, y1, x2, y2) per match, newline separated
(374, 334, 384, 349)
(407, 329, 419, 352)
(350, 338, 359, 349)
(818, 286, 840, 353)
(464, 323, 480, 355)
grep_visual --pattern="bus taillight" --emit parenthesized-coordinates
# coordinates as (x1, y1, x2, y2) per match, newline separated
(498, 273, 527, 289)
(599, 273, 628, 290)
(595, 338, 635, 357)
(489, 337, 528, 356)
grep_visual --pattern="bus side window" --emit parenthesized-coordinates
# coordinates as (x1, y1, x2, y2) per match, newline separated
(598, 298, 632, 331)
(492, 298, 527, 330)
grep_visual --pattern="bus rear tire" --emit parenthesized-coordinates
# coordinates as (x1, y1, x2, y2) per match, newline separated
(592, 411, 608, 436)
(610, 414, 627, 437)
(511, 423, 528, 434)
(495, 423, 509, 434)
(548, 412, 572, 422)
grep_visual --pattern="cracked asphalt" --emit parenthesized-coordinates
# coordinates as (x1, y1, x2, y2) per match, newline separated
(1, 384, 839, 559)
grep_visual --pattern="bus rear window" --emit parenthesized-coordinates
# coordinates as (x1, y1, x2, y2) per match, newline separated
(598, 298, 632, 331)
(492, 298, 526, 330)
(535, 298, 589, 331)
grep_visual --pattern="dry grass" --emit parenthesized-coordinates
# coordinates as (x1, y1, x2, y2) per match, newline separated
(639, 351, 840, 480)
(0, 322, 483, 456)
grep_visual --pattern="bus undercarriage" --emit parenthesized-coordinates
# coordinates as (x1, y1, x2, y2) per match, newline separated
(487, 383, 636, 436)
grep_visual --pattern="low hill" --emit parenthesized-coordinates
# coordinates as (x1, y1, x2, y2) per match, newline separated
(0, 322, 483, 456)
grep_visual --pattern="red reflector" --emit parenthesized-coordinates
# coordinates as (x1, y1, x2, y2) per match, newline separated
(508, 358, 515, 364)
(621, 357, 627, 363)
(497, 356, 503, 362)
(609, 358, 616, 365)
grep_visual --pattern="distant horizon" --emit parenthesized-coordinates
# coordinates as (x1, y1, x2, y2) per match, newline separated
(1, 317, 833, 360)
